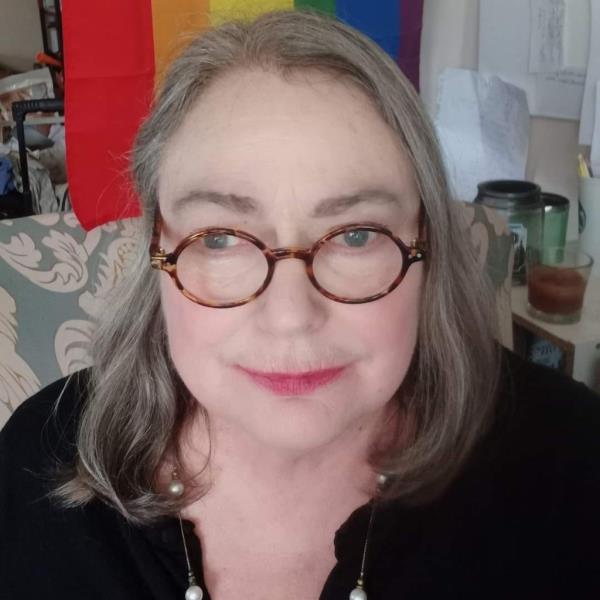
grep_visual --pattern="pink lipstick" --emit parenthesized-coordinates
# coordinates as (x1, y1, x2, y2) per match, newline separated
(236, 366, 346, 396)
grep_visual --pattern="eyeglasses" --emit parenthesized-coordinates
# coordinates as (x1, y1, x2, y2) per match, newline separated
(149, 208, 427, 308)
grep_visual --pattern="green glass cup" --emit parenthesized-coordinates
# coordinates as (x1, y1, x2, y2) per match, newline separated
(542, 192, 569, 252)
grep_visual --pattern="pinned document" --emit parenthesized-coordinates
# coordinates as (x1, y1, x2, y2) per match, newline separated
(529, 0, 565, 74)
(479, 0, 586, 120)
(435, 68, 530, 203)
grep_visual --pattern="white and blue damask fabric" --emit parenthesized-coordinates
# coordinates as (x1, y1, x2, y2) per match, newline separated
(0, 212, 140, 427)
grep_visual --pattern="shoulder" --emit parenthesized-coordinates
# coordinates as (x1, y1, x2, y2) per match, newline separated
(0, 372, 157, 598)
(414, 353, 600, 593)
(493, 349, 600, 460)
(500, 347, 599, 406)
(0, 370, 90, 475)
(466, 350, 600, 536)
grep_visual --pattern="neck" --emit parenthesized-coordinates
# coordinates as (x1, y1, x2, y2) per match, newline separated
(172, 406, 397, 600)
(179, 405, 394, 523)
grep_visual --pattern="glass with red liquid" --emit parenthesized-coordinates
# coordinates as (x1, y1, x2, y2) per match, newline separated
(527, 246, 594, 324)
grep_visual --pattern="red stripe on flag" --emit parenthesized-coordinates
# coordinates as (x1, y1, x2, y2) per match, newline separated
(63, 0, 153, 229)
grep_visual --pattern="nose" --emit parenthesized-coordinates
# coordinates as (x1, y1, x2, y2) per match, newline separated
(254, 256, 327, 336)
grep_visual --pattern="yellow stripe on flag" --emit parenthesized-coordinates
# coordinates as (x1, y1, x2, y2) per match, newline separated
(209, 0, 294, 26)
(151, 0, 210, 78)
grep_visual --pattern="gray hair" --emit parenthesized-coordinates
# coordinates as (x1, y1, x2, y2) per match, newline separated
(53, 9, 500, 523)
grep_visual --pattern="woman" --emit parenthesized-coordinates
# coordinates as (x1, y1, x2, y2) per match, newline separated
(1, 10, 599, 600)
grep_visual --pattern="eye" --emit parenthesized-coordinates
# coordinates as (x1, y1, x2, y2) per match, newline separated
(202, 233, 239, 250)
(341, 229, 374, 248)
(322, 227, 390, 256)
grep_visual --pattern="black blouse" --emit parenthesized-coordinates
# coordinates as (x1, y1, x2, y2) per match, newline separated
(1, 351, 600, 599)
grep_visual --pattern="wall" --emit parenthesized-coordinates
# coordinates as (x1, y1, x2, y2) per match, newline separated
(420, 0, 583, 240)
(0, 0, 586, 239)
(0, 0, 43, 72)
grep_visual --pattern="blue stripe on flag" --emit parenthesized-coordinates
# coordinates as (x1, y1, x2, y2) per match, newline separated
(335, 0, 401, 59)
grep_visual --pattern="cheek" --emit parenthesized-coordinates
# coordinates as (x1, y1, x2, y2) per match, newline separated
(160, 278, 254, 404)
(349, 268, 422, 392)
(160, 279, 233, 365)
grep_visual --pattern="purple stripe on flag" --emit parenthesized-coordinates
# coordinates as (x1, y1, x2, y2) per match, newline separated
(398, 0, 424, 91)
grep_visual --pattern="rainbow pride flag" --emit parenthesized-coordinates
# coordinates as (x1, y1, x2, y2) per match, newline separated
(62, 0, 423, 229)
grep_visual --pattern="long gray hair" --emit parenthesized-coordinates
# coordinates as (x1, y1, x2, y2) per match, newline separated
(54, 10, 501, 523)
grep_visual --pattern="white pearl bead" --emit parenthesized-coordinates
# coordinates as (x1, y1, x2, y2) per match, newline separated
(349, 587, 367, 600)
(185, 585, 204, 600)
(377, 473, 387, 486)
(169, 480, 185, 497)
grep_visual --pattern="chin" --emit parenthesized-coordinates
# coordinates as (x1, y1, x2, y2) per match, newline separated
(175, 358, 395, 455)
(239, 406, 358, 455)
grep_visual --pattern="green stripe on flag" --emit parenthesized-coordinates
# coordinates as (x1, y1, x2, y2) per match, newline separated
(295, 0, 335, 15)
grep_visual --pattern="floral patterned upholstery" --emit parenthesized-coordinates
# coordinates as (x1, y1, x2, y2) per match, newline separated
(0, 212, 139, 427)
(0, 204, 513, 429)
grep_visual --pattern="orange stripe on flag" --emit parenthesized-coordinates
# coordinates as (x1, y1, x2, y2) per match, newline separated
(209, 0, 294, 25)
(151, 0, 210, 78)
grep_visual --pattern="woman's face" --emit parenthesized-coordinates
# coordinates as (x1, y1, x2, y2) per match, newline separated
(157, 69, 423, 454)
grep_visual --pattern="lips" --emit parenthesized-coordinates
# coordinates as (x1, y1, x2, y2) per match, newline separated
(235, 365, 346, 396)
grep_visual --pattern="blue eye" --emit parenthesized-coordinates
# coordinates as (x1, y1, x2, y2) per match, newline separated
(203, 234, 237, 250)
(343, 229, 372, 247)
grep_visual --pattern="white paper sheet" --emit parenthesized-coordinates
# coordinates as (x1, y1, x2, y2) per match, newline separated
(435, 69, 530, 203)
(564, 0, 591, 68)
(479, 0, 586, 120)
(529, 0, 565, 73)
(591, 82, 600, 175)
(578, 0, 600, 144)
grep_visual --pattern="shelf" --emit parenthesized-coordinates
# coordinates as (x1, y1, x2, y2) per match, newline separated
(511, 276, 600, 391)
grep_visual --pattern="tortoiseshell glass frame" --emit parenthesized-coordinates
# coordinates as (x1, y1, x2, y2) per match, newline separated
(149, 207, 427, 308)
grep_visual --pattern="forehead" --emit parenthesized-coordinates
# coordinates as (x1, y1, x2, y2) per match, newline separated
(157, 68, 419, 223)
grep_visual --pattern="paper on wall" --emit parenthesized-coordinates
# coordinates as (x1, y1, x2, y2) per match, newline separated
(435, 68, 530, 203)
(529, 0, 565, 73)
(578, 0, 600, 144)
(564, 0, 591, 68)
(591, 82, 600, 175)
(479, 0, 586, 120)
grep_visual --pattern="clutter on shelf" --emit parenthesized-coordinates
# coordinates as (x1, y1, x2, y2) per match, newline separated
(0, 67, 67, 218)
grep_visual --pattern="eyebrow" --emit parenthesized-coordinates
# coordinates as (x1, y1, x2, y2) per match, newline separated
(169, 188, 402, 218)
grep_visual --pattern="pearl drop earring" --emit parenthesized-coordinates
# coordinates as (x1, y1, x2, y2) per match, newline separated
(169, 469, 185, 497)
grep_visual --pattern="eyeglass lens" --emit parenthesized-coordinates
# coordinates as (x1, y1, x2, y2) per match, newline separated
(175, 228, 405, 305)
